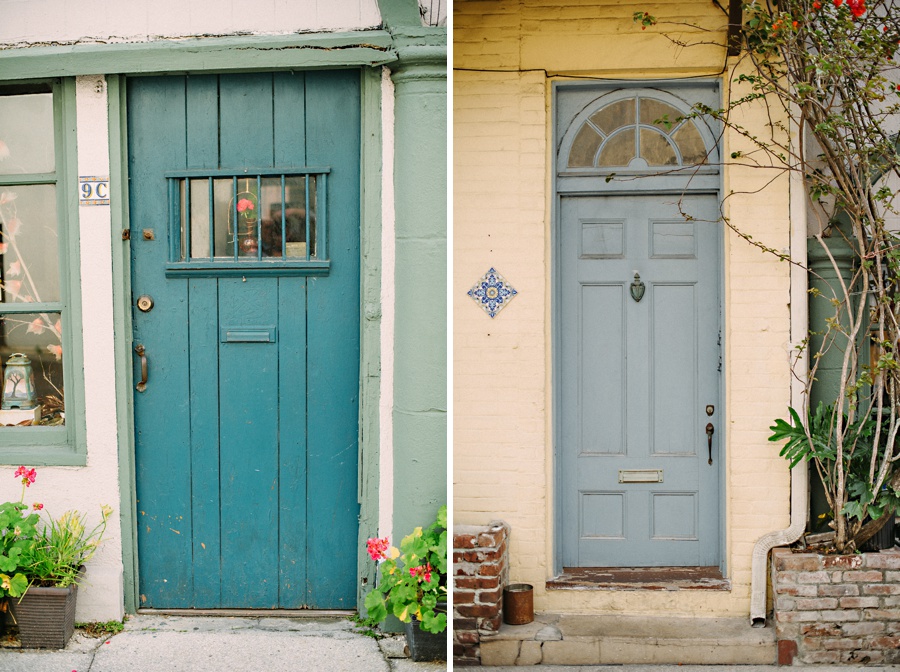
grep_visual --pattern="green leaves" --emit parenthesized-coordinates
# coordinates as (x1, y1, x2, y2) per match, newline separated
(768, 404, 837, 468)
(363, 589, 387, 624)
(363, 505, 448, 634)
(0, 498, 39, 598)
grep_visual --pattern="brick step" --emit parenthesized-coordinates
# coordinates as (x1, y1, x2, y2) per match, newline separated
(480, 613, 776, 666)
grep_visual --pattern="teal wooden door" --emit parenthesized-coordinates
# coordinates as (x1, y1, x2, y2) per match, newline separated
(128, 72, 360, 608)
(560, 194, 721, 567)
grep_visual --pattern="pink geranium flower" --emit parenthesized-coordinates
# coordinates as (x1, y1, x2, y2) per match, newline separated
(14, 466, 36, 487)
(366, 537, 390, 561)
(236, 198, 254, 213)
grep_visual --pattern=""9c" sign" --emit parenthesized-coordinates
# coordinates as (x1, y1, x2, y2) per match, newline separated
(79, 176, 110, 206)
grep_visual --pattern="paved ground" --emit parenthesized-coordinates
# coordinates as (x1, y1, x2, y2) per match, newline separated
(0, 614, 447, 672)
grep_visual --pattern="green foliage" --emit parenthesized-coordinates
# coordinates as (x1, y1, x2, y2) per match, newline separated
(347, 613, 383, 639)
(770, 403, 900, 544)
(21, 505, 112, 588)
(364, 505, 447, 634)
(76, 620, 125, 637)
(0, 470, 40, 599)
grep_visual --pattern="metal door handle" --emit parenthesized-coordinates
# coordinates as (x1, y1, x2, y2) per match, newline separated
(706, 423, 714, 465)
(134, 344, 148, 392)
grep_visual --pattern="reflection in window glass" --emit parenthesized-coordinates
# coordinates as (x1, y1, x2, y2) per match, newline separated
(0, 313, 64, 425)
(0, 94, 55, 176)
(0, 184, 60, 303)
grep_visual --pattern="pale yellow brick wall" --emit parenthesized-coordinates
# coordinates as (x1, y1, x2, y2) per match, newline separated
(454, 0, 794, 617)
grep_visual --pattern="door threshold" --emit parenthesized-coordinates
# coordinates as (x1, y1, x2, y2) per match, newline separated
(547, 566, 730, 591)
(137, 608, 355, 618)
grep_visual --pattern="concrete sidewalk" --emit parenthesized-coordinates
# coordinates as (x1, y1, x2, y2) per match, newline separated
(479, 667, 898, 671)
(0, 614, 447, 672)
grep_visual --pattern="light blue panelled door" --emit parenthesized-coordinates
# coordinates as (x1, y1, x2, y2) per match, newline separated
(128, 72, 361, 608)
(560, 193, 721, 567)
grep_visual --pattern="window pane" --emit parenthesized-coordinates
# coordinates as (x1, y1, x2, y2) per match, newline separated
(281, 176, 316, 259)
(181, 174, 319, 261)
(259, 176, 284, 258)
(598, 130, 637, 167)
(589, 99, 634, 135)
(568, 125, 603, 168)
(0, 312, 64, 426)
(0, 184, 60, 303)
(188, 179, 210, 260)
(639, 99, 681, 133)
(672, 122, 708, 165)
(0, 93, 55, 175)
(640, 129, 678, 166)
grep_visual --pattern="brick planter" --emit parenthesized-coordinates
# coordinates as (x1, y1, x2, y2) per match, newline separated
(772, 547, 900, 665)
(453, 521, 510, 666)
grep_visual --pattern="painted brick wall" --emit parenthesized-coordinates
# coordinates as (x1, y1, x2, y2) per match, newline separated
(772, 548, 900, 665)
(453, 522, 511, 666)
(454, 0, 794, 619)
(453, 66, 549, 603)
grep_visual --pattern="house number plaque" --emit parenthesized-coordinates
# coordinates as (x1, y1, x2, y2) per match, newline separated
(79, 176, 110, 206)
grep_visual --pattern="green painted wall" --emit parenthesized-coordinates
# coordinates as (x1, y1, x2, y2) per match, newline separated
(389, 37, 448, 541)
(356, 66, 384, 612)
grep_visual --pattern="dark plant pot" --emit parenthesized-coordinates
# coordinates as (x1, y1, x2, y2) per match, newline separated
(860, 514, 896, 552)
(9, 581, 79, 649)
(404, 615, 447, 662)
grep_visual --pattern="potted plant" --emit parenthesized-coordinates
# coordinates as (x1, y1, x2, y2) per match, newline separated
(0, 466, 41, 634)
(364, 504, 447, 661)
(4, 467, 112, 648)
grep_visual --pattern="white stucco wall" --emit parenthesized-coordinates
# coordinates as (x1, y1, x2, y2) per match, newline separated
(0, 0, 381, 44)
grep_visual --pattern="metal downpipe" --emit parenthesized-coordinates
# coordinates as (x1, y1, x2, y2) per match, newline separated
(749, 461, 808, 626)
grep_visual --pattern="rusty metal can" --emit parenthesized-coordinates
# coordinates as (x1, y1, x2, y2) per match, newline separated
(503, 583, 534, 625)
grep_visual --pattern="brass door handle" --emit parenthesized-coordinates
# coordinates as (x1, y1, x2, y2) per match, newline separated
(706, 422, 714, 465)
(134, 344, 148, 392)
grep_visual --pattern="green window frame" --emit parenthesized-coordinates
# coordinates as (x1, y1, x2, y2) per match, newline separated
(0, 79, 86, 466)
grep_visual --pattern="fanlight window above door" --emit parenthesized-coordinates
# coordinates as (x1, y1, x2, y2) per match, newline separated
(566, 96, 710, 170)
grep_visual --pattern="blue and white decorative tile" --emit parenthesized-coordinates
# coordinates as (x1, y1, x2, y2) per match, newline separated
(468, 267, 518, 318)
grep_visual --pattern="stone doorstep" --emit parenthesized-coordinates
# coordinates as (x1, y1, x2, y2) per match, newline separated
(480, 613, 777, 666)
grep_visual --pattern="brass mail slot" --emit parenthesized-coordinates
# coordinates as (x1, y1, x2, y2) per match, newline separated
(618, 469, 663, 483)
